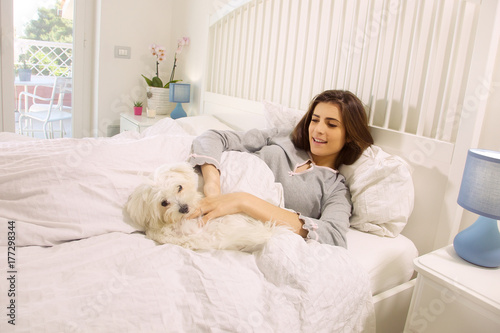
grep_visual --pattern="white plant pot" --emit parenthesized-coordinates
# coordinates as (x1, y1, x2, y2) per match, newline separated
(146, 87, 176, 115)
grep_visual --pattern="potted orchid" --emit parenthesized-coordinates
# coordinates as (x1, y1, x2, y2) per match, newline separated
(142, 37, 190, 89)
(142, 37, 190, 115)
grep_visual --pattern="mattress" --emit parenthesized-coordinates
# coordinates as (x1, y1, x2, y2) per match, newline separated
(346, 228, 418, 295)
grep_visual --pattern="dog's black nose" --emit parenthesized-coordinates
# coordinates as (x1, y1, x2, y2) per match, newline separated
(179, 204, 189, 214)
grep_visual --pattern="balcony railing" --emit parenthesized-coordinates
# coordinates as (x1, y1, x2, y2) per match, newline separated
(15, 38, 72, 77)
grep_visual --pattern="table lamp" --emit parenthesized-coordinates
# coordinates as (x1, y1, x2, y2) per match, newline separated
(454, 148, 500, 268)
(169, 83, 190, 119)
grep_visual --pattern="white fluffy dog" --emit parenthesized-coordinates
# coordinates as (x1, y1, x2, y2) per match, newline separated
(126, 162, 285, 252)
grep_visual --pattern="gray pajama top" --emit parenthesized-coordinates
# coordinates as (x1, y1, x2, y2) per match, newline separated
(188, 128, 352, 247)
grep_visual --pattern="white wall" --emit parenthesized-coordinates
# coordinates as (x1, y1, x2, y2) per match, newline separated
(93, 0, 173, 136)
(458, 46, 500, 232)
(93, 0, 230, 136)
(477, 48, 500, 153)
(170, 0, 231, 116)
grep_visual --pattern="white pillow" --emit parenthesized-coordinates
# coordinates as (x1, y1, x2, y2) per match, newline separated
(262, 100, 306, 129)
(175, 115, 234, 136)
(339, 145, 414, 237)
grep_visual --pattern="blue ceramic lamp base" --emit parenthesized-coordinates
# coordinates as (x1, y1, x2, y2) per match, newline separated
(453, 216, 500, 268)
(170, 103, 187, 119)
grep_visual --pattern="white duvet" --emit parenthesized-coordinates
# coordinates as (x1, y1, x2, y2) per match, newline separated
(0, 118, 374, 332)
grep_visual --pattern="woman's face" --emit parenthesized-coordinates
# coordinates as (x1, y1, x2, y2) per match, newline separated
(308, 102, 347, 168)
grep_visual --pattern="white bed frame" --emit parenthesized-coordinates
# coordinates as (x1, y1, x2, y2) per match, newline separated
(201, 0, 500, 331)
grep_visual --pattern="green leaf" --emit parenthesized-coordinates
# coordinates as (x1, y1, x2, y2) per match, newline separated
(152, 76, 164, 87)
(165, 80, 182, 88)
(141, 74, 153, 86)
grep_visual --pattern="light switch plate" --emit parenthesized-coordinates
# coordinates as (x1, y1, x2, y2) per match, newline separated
(114, 46, 131, 59)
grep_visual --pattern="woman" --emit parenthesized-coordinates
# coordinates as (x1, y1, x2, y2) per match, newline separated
(187, 90, 373, 247)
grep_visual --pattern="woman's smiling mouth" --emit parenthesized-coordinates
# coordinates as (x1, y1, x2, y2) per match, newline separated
(312, 137, 327, 144)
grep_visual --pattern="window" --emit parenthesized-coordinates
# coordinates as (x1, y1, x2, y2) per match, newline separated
(1, 0, 93, 138)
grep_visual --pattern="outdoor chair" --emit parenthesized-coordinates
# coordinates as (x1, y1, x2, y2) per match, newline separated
(18, 77, 72, 139)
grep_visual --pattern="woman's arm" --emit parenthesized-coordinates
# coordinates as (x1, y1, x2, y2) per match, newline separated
(299, 181, 351, 247)
(191, 163, 307, 237)
(200, 163, 221, 197)
(189, 128, 308, 237)
(190, 189, 308, 238)
(189, 128, 279, 171)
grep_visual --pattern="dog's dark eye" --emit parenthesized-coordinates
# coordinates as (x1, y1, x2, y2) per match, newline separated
(178, 185, 183, 193)
(161, 200, 169, 207)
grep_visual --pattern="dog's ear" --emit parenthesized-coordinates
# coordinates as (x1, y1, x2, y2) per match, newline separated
(126, 183, 153, 229)
(169, 162, 198, 183)
(154, 162, 195, 178)
(168, 162, 195, 174)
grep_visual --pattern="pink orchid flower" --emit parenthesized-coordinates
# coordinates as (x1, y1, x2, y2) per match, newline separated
(176, 37, 191, 54)
(149, 43, 157, 54)
(143, 38, 190, 88)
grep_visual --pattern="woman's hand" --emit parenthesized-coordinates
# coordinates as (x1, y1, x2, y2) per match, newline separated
(187, 192, 247, 223)
(201, 192, 248, 223)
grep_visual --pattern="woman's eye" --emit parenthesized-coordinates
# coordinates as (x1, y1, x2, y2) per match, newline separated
(161, 200, 169, 207)
(328, 123, 338, 128)
(178, 185, 183, 193)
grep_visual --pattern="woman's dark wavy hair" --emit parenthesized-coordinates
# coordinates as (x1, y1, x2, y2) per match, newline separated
(291, 90, 374, 169)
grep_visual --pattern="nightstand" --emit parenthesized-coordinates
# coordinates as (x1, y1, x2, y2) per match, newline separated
(404, 245, 500, 332)
(120, 112, 169, 133)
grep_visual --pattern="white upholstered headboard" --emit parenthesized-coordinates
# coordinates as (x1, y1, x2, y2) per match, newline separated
(201, 0, 500, 255)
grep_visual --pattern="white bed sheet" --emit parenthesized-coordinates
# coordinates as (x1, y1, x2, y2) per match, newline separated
(346, 228, 418, 295)
(2, 231, 374, 332)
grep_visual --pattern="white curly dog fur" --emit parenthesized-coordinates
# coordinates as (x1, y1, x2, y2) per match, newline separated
(126, 162, 286, 252)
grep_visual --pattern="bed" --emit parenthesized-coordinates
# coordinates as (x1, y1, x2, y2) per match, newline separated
(0, 114, 418, 332)
(2, 0, 499, 331)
